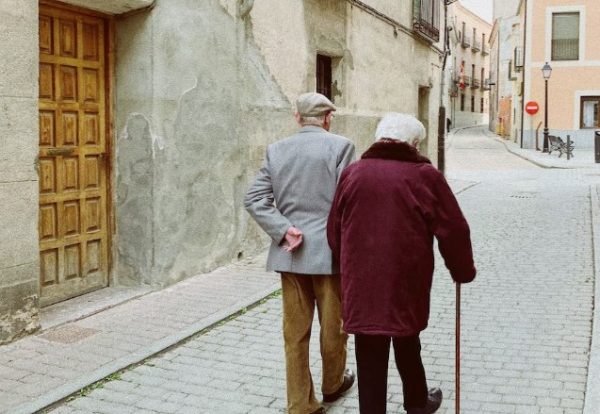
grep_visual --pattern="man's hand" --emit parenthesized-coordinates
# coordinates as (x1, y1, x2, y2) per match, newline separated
(282, 227, 303, 252)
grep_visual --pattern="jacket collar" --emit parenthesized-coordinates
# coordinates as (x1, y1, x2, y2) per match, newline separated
(299, 126, 327, 134)
(362, 139, 431, 164)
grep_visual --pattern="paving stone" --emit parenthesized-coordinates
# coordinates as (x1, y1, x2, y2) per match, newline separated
(44, 126, 595, 413)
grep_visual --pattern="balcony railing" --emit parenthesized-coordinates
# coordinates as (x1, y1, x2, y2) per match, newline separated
(413, 0, 441, 43)
(471, 78, 480, 89)
(482, 79, 491, 91)
(472, 40, 481, 52)
(463, 75, 471, 86)
(482, 44, 490, 55)
(461, 35, 471, 48)
(450, 84, 459, 97)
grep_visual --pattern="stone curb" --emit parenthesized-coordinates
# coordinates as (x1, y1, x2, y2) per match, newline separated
(584, 184, 600, 414)
(8, 282, 281, 414)
(480, 129, 561, 170)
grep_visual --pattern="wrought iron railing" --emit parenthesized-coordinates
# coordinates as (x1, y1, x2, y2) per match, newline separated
(472, 40, 481, 52)
(471, 78, 480, 89)
(482, 44, 489, 55)
(413, 0, 440, 42)
(461, 34, 471, 48)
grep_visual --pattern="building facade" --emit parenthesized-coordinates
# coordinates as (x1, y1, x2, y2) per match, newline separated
(488, 0, 522, 138)
(446, 1, 492, 129)
(519, 0, 600, 149)
(0, 0, 447, 344)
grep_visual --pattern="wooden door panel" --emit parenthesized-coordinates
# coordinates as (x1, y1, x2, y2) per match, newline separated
(39, 4, 110, 306)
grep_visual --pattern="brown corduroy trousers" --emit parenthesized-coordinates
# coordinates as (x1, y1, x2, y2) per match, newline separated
(280, 273, 348, 414)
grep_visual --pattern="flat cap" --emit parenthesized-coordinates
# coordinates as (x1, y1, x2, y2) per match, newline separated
(296, 92, 336, 117)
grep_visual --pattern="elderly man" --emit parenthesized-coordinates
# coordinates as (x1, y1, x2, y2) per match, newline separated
(244, 92, 356, 414)
(327, 113, 476, 414)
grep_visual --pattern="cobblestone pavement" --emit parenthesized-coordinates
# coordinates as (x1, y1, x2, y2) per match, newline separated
(47, 126, 597, 414)
(0, 259, 279, 414)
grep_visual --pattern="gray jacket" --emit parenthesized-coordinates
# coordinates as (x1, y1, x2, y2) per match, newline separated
(244, 126, 355, 275)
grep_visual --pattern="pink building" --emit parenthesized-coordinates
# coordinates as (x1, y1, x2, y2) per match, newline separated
(519, 0, 600, 149)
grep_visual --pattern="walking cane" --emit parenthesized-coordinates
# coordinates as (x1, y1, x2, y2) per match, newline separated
(455, 283, 461, 414)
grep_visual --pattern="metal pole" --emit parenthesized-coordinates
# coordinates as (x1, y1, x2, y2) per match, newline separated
(520, 0, 528, 148)
(543, 79, 549, 152)
(456, 283, 461, 414)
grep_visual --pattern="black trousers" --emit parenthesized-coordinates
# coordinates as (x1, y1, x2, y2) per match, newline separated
(355, 334, 428, 414)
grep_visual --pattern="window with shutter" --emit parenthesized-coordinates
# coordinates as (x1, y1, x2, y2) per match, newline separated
(581, 97, 600, 129)
(552, 12, 580, 61)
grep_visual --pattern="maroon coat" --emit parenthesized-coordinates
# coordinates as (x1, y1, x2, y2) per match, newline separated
(327, 140, 476, 337)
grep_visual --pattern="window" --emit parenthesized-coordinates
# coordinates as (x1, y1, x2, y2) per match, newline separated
(552, 12, 580, 61)
(460, 93, 465, 111)
(581, 96, 600, 129)
(481, 68, 485, 85)
(413, 0, 441, 42)
(316, 54, 332, 100)
(471, 95, 475, 113)
(471, 64, 476, 81)
(481, 98, 484, 113)
(508, 60, 517, 81)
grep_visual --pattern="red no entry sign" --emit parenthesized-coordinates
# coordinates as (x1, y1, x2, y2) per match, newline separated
(526, 101, 539, 115)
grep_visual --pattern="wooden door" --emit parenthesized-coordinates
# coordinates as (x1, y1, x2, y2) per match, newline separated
(38, 3, 111, 306)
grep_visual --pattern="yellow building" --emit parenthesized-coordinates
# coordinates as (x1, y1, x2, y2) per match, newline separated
(519, 0, 600, 149)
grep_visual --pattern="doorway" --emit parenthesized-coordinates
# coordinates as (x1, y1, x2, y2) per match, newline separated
(38, 1, 112, 306)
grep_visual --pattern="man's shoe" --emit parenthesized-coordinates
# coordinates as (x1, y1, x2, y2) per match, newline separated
(322, 369, 356, 403)
(406, 387, 443, 414)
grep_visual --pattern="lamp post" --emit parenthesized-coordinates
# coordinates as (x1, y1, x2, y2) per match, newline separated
(542, 62, 552, 152)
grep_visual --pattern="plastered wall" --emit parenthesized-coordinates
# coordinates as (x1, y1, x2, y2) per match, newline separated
(0, 0, 40, 344)
(113, 0, 444, 286)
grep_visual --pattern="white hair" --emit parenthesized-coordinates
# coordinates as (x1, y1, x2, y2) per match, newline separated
(299, 114, 327, 127)
(375, 113, 426, 143)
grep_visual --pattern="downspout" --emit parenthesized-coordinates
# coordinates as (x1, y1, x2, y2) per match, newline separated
(438, 1, 451, 174)
(520, 0, 528, 148)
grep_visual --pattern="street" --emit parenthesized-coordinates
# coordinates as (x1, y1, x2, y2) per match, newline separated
(49, 126, 596, 414)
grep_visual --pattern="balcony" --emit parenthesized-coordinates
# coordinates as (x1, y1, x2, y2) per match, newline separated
(472, 40, 481, 52)
(450, 84, 459, 97)
(482, 44, 490, 55)
(413, 0, 441, 43)
(461, 35, 471, 48)
(463, 75, 471, 86)
(482, 79, 492, 91)
(471, 78, 480, 89)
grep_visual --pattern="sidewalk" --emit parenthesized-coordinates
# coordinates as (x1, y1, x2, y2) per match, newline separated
(483, 129, 600, 169)
(0, 256, 279, 414)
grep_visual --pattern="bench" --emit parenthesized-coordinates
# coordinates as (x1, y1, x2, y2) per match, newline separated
(548, 135, 574, 158)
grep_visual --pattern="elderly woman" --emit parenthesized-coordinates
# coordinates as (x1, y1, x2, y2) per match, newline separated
(327, 113, 476, 414)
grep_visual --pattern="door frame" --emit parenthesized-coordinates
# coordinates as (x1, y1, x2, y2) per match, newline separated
(38, 0, 117, 297)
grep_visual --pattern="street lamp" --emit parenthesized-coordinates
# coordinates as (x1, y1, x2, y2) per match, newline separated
(542, 62, 552, 152)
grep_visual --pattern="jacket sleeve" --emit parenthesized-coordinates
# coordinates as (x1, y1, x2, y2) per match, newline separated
(336, 141, 356, 182)
(244, 148, 292, 244)
(427, 171, 476, 283)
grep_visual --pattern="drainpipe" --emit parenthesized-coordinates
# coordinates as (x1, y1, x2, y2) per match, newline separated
(438, 1, 452, 174)
(519, 0, 528, 148)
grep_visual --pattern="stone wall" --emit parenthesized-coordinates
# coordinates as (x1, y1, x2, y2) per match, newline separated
(114, 0, 445, 287)
(0, 0, 40, 344)
(115, 0, 294, 286)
